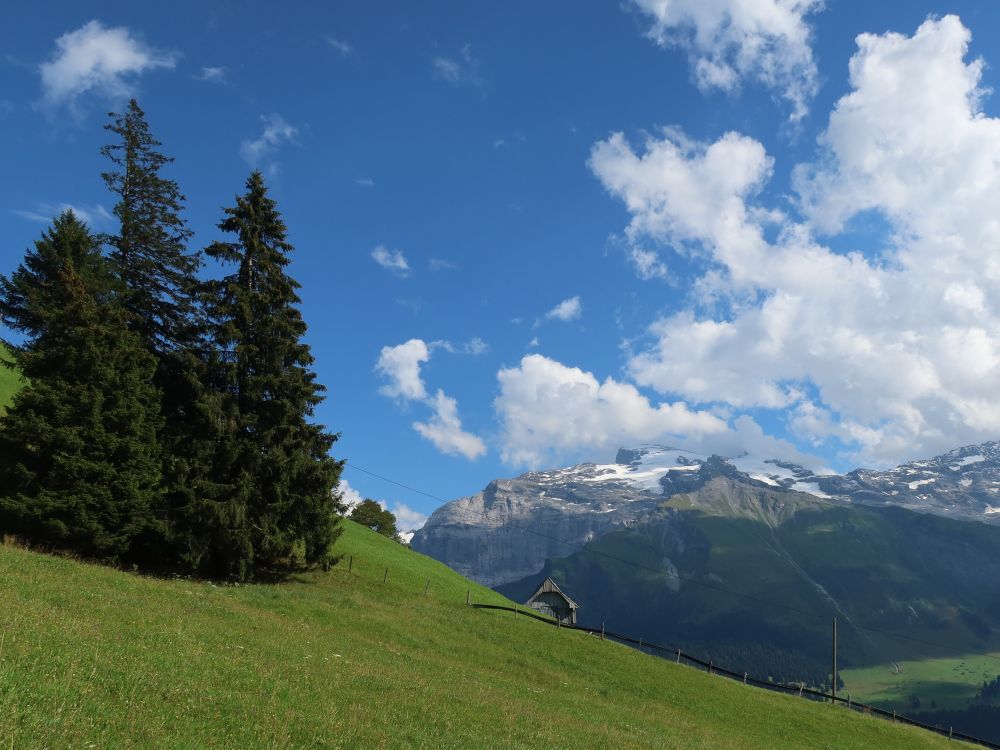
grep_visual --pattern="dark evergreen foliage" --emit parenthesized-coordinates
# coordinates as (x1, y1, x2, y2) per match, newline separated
(350, 499, 399, 540)
(912, 706, 1000, 745)
(102, 100, 224, 571)
(974, 674, 1000, 704)
(189, 171, 342, 580)
(0, 111, 343, 579)
(101, 99, 200, 354)
(0, 213, 163, 562)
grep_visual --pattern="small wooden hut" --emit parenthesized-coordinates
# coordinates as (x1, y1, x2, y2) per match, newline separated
(525, 577, 579, 625)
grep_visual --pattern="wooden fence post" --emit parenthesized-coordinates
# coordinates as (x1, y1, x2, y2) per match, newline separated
(831, 616, 838, 705)
(743, 672, 748, 685)
(709, 659, 713, 676)
(601, 622, 605, 641)
(348, 555, 353, 573)
(847, 694, 852, 710)
(676, 648, 681, 664)
(514, 605, 517, 618)
(799, 684, 804, 697)
(466, 589, 470, 606)
(423, 579, 430, 596)
(949, 726, 953, 740)
(892, 710, 896, 723)
(383, 567, 388, 584)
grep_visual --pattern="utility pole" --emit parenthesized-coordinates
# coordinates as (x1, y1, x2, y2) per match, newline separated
(832, 616, 838, 704)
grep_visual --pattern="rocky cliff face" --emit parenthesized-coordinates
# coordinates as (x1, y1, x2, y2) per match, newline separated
(411, 465, 662, 586)
(411, 442, 1000, 587)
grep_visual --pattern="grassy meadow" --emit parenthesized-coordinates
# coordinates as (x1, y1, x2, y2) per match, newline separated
(841, 653, 1000, 711)
(0, 520, 976, 749)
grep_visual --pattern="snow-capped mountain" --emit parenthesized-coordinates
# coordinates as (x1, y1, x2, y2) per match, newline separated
(411, 441, 1000, 588)
(753, 442, 1000, 521)
(594, 442, 1000, 522)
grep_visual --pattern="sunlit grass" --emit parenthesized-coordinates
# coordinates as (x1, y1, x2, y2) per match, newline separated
(842, 652, 1000, 711)
(0, 521, 966, 748)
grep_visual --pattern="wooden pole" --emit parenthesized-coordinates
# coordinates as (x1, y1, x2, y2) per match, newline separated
(743, 672, 748, 685)
(466, 589, 470, 606)
(423, 579, 430, 596)
(348, 555, 353, 573)
(383, 567, 388, 584)
(676, 648, 681, 664)
(601, 622, 605, 641)
(832, 616, 838, 705)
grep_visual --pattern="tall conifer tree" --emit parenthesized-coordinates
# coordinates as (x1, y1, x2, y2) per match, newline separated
(0, 213, 163, 562)
(193, 171, 342, 580)
(102, 100, 219, 567)
(101, 99, 200, 353)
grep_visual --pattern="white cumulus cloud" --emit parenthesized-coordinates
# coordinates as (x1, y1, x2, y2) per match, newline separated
(371, 245, 411, 277)
(195, 66, 228, 83)
(376, 339, 429, 401)
(336, 478, 365, 512)
(376, 339, 486, 460)
(39, 20, 176, 109)
(12, 202, 113, 228)
(240, 114, 298, 166)
(544, 296, 583, 323)
(591, 15, 1000, 467)
(630, 0, 822, 121)
(414, 390, 487, 460)
(495, 354, 728, 467)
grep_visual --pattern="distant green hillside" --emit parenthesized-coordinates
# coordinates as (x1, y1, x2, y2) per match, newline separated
(0, 520, 964, 748)
(498, 478, 1000, 704)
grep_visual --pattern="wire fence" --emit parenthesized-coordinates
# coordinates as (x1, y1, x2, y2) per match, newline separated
(468, 601, 1000, 749)
(343, 463, 1000, 747)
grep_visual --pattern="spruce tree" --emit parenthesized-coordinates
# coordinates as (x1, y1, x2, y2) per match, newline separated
(101, 99, 200, 353)
(101, 100, 219, 569)
(194, 171, 342, 580)
(0, 212, 163, 562)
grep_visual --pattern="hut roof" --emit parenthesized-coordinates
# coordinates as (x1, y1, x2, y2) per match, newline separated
(527, 577, 579, 610)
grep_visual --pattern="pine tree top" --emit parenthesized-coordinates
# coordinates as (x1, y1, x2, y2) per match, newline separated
(0, 211, 111, 351)
(101, 99, 201, 354)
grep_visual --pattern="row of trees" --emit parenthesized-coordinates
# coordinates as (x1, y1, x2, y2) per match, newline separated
(0, 101, 343, 581)
(349, 499, 401, 541)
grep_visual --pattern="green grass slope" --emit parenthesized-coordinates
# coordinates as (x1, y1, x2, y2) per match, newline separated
(0, 521, 965, 749)
(0, 342, 21, 414)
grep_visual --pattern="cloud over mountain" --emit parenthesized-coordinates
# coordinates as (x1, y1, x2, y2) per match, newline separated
(591, 15, 1000, 467)
(630, 0, 822, 121)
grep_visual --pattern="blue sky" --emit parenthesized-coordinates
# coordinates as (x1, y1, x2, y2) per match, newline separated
(5, 1, 1000, 530)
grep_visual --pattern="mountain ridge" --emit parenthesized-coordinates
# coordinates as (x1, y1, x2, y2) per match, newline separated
(411, 440, 1000, 590)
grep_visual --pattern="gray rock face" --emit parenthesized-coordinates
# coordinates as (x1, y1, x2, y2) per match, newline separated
(771, 442, 1000, 522)
(411, 441, 1000, 587)
(410, 464, 662, 586)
